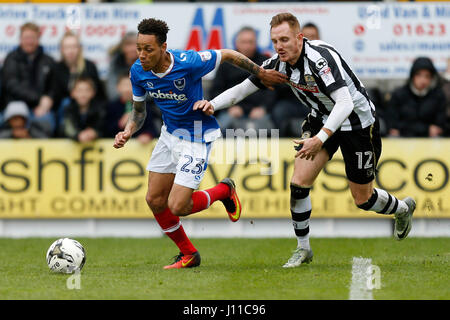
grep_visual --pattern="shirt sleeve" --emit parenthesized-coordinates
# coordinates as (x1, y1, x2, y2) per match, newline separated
(313, 48, 346, 96)
(324, 86, 354, 132)
(129, 66, 146, 102)
(188, 50, 221, 81)
(210, 78, 260, 111)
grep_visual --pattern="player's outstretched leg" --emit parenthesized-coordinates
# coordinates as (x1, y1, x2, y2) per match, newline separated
(357, 188, 416, 240)
(190, 178, 242, 222)
(283, 184, 313, 268)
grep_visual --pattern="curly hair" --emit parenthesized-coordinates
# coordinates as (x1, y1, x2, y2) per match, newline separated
(137, 18, 169, 45)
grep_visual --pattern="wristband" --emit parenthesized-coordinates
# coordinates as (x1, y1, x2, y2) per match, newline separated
(316, 129, 329, 144)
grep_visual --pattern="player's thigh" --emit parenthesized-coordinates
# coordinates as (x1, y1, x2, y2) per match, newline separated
(174, 140, 212, 190)
(146, 127, 178, 174)
(291, 148, 329, 186)
(339, 122, 381, 186)
(146, 171, 175, 210)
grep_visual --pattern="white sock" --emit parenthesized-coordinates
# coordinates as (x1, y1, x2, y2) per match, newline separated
(358, 188, 408, 215)
(297, 234, 310, 250)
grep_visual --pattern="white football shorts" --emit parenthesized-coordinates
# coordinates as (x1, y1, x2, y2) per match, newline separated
(146, 125, 213, 189)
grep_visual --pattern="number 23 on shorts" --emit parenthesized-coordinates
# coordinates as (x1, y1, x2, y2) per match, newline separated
(180, 155, 206, 175)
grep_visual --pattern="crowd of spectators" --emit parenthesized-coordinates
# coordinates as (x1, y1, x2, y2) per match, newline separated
(0, 22, 159, 144)
(0, 21, 449, 142)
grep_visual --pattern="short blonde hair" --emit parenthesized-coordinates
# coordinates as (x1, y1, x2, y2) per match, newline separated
(270, 13, 300, 33)
(20, 22, 40, 35)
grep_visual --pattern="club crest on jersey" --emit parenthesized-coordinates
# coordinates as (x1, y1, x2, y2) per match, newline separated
(174, 78, 186, 91)
(304, 75, 316, 86)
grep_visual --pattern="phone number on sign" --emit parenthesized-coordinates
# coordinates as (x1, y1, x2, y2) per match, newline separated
(4, 24, 129, 38)
(393, 23, 446, 36)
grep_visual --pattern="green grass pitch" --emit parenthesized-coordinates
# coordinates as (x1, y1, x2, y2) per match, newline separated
(0, 237, 448, 300)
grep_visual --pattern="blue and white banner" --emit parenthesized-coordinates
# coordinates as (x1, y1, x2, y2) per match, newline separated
(0, 2, 448, 79)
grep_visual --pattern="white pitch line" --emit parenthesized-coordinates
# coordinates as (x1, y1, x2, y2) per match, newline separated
(349, 257, 374, 300)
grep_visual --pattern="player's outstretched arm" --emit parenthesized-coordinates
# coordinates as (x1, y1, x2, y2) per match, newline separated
(193, 79, 260, 115)
(219, 49, 287, 89)
(113, 100, 147, 149)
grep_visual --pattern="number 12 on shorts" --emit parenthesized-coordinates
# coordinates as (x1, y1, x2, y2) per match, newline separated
(355, 151, 373, 169)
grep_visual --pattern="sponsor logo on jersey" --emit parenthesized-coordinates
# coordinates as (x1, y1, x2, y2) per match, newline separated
(174, 78, 186, 91)
(290, 81, 319, 93)
(148, 90, 188, 102)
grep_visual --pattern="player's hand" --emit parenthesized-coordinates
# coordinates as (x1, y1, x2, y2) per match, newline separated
(193, 100, 215, 116)
(114, 129, 132, 149)
(294, 136, 323, 161)
(258, 68, 288, 90)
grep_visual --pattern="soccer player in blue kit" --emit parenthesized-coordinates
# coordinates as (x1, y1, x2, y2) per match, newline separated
(113, 18, 287, 269)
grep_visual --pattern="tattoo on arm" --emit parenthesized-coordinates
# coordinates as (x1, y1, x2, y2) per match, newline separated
(128, 100, 147, 134)
(230, 51, 261, 76)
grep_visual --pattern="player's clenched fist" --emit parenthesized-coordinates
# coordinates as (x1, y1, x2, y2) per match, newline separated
(193, 100, 215, 116)
(114, 130, 132, 148)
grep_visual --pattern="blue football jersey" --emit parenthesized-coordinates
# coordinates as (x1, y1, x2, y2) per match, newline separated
(130, 49, 222, 143)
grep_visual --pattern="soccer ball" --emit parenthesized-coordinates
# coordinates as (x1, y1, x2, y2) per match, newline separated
(46, 238, 86, 273)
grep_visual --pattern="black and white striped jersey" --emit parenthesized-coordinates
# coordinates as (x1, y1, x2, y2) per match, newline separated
(249, 38, 376, 131)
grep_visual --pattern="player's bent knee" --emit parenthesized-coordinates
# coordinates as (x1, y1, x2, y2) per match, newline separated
(167, 199, 190, 216)
(145, 194, 167, 213)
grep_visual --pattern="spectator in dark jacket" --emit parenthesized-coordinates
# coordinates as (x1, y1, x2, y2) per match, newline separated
(52, 31, 106, 113)
(106, 32, 138, 101)
(59, 77, 106, 142)
(0, 101, 52, 138)
(104, 73, 156, 144)
(209, 26, 276, 134)
(442, 58, 450, 137)
(1, 22, 56, 129)
(387, 57, 447, 137)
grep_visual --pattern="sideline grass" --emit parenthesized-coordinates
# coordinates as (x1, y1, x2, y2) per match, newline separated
(0, 238, 448, 300)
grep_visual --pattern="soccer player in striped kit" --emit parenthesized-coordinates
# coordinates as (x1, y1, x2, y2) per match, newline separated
(194, 13, 416, 267)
